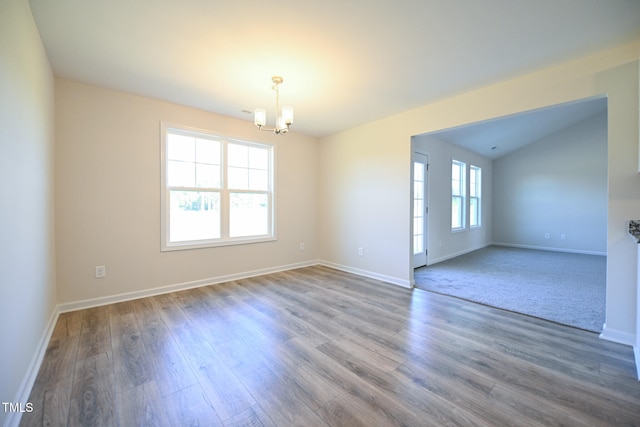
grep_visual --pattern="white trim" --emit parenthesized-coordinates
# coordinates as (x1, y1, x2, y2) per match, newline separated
(451, 158, 466, 232)
(160, 122, 276, 252)
(5, 308, 60, 427)
(9, 255, 635, 427)
(492, 242, 607, 257)
(319, 260, 413, 289)
(599, 323, 635, 346)
(58, 260, 319, 313)
(469, 164, 481, 228)
(411, 152, 429, 269)
(52, 259, 416, 314)
(423, 242, 604, 267)
(428, 243, 491, 265)
(11, 258, 411, 427)
(634, 345, 640, 381)
(14, 259, 323, 427)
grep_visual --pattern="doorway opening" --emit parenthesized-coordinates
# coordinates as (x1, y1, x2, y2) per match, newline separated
(410, 96, 608, 332)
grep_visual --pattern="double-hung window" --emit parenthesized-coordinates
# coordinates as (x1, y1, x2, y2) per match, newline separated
(161, 123, 274, 251)
(451, 159, 466, 231)
(469, 165, 481, 228)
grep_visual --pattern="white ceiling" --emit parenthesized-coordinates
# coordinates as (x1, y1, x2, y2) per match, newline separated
(428, 96, 608, 159)
(29, 0, 640, 138)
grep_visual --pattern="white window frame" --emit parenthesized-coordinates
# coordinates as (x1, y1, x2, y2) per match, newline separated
(451, 159, 466, 232)
(161, 123, 275, 251)
(470, 165, 481, 228)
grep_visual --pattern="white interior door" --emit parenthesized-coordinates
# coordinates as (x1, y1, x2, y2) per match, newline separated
(412, 153, 428, 268)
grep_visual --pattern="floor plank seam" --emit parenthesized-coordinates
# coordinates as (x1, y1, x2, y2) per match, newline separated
(19, 266, 640, 427)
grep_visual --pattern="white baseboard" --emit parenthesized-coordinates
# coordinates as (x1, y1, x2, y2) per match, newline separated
(57, 260, 320, 313)
(7, 260, 322, 427)
(492, 242, 606, 256)
(9, 258, 416, 427)
(5, 308, 60, 427)
(599, 326, 639, 381)
(11, 257, 632, 427)
(599, 323, 635, 346)
(428, 243, 491, 265)
(318, 260, 412, 289)
(57, 259, 411, 314)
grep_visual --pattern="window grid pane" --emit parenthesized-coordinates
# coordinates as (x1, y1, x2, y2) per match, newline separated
(196, 138, 220, 165)
(470, 198, 478, 227)
(169, 190, 220, 242)
(451, 160, 465, 230)
(413, 235, 424, 254)
(249, 146, 268, 169)
(167, 133, 222, 190)
(470, 165, 481, 227)
(452, 196, 463, 229)
(163, 126, 274, 250)
(196, 164, 220, 188)
(228, 166, 249, 189)
(227, 143, 270, 191)
(413, 161, 426, 255)
(230, 192, 269, 237)
(168, 160, 195, 187)
(167, 134, 195, 162)
(227, 144, 249, 167)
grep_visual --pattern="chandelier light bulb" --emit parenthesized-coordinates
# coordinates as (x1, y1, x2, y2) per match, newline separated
(254, 108, 266, 128)
(281, 106, 294, 126)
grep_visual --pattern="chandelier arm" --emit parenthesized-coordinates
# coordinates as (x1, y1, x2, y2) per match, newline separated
(256, 125, 289, 134)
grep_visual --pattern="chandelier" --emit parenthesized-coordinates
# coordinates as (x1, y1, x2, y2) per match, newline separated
(254, 76, 293, 134)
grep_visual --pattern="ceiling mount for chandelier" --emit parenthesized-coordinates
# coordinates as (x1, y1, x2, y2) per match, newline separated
(254, 76, 293, 134)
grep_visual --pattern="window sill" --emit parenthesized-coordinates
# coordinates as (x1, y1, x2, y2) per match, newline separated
(162, 236, 276, 252)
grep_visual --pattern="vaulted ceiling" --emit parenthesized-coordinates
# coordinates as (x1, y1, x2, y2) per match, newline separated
(29, 0, 640, 138)
(428, 97, 608, 159)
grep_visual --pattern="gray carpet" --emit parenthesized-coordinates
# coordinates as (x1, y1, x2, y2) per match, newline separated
(414, 246, 606, 332)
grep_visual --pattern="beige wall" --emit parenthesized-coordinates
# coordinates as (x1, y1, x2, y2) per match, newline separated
(0, 0, 56, 424)
(317, 121, 413, 286)
(55, 79, 318, 304)
(318, 42, 640, 342)
(4, 1, 640, 415)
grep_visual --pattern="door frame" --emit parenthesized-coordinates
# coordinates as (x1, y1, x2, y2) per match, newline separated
(411, 151, 429, 269)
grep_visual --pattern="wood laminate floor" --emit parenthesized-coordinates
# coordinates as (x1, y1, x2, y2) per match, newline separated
(20, 266, 640, 426)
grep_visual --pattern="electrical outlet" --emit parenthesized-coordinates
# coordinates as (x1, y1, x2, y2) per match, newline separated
(561, 234, 566, 240)
(95, 265, 106, 278)
(544, 233, 550, 239)
(358, 247, 364, 256)
(299, 242, 305, 251)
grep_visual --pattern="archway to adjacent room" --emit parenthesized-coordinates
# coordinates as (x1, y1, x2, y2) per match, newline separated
(409, 96, 608, 332)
